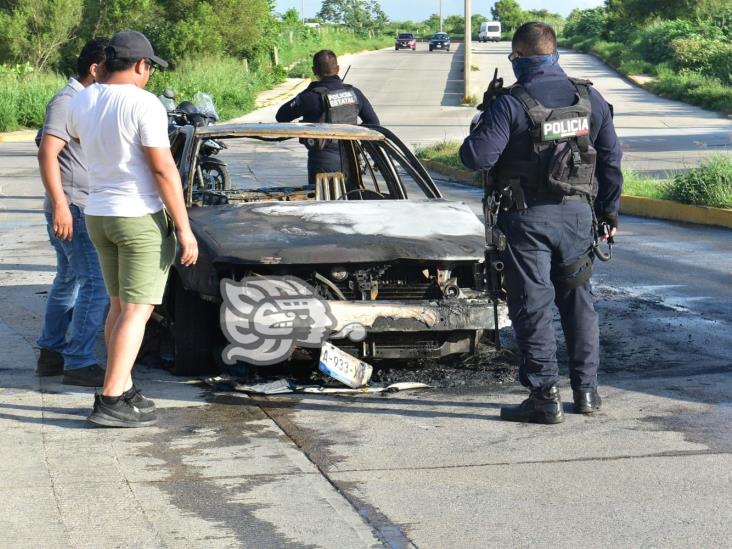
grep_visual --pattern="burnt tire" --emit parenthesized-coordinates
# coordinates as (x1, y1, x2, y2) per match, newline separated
(171, 281, 220, 376)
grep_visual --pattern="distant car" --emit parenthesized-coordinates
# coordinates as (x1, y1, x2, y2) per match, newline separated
(395, 33, 416, 51)
(429, 32, 451, 52)
(479, 21, 501, 42)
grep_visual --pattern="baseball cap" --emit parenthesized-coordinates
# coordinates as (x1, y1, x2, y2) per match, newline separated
(106, 30, 168, 68)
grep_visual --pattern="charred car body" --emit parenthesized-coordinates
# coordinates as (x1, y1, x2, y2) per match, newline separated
(165, 122, 508, 375)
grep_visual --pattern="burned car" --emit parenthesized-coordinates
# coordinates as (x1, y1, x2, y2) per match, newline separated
(164, 122, 508, 375)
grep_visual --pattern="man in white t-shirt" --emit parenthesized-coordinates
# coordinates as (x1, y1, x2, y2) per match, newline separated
(67, 30, 198, 427)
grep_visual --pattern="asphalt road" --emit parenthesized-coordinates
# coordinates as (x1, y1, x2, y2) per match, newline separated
(346, 42, 732, 176)
(0, 44, 730, 547)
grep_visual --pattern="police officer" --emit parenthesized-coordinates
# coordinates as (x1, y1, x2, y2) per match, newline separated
(276, 49, 380, 185)
(460, 22, 623, 424)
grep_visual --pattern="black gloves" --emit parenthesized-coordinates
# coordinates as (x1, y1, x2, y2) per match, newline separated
(599, 212, 618, 230)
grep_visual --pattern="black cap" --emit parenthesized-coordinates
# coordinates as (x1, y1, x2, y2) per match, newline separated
(106, 30, 168, 68)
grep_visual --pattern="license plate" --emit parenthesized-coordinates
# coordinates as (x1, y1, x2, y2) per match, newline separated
(319, 341, 373, 388)
(436, 44, 442, 48)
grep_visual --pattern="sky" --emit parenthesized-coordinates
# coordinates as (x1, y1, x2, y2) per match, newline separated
(275, 0, 606, 20)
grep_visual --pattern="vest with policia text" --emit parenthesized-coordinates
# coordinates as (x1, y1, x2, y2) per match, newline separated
(303, 84, 360, 151)
(314, 84, 359, 124)
(493, 78, 597, 207)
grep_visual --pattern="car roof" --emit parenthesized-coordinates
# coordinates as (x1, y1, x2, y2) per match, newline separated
(195, 123, 386, 141)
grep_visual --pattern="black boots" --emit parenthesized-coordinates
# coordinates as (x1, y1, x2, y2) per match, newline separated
(500, 386, 565, 424)
(573, 389, 602, 414)
(62, 364, 107, 387)
(36, 348, 64, 376)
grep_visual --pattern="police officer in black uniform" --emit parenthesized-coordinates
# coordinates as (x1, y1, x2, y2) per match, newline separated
(461, 22, 623, 424)
(276, 49, 380, 185)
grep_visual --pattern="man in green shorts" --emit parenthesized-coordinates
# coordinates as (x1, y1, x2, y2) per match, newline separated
(67, 30, 198, 427)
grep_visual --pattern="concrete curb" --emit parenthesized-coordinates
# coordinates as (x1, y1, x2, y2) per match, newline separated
(254, 78, 310, 110)
(421, 158, 732, 230)
(0, 129, 36, 143)
(620, 195, 732, 229)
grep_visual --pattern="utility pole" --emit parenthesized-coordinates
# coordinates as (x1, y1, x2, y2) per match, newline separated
(464, 0, 472, 101)
(439, 0, 443, 32)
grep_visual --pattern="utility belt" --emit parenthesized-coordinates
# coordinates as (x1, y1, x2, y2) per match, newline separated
(491, 177, 588, 213)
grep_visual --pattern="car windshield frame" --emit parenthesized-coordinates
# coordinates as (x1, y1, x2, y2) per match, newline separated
(397, 34, 414, 39)
(432, 33, 449, 40)
(179, 125, 442, 206)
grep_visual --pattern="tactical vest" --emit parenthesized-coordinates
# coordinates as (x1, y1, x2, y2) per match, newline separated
(302, 84, 360, 152)
(493, 78, 598, 206)
(313, 84, 359, 124)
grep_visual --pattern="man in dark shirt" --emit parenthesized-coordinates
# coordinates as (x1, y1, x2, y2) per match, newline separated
(276, 49, 380, 185)
(461, 22, 623, 424)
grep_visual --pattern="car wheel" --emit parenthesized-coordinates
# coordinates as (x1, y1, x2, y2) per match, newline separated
(429, 46, 433, 52)
(171, 279, 220, 376)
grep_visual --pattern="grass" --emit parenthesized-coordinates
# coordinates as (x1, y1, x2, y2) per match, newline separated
(278, 28, 393, 78)
(0, 30, 392, 132)
(667, 155, 732, 209)
(648, 70, 732, 117)
(622, 170, 670, 200)
(149, 56, 280, 122)
(416, 142, 732, 209)
(415, 140, 463, 168)
(0, 71, 65, 132)
(561, 35, 732, 116)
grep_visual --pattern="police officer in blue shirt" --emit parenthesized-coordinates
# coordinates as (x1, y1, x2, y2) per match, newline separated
(276, 49, 380, 185)
(461, 22, 623, 424)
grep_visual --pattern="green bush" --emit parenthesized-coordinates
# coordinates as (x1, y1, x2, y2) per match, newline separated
(648, 69, 732, 115)
(618, 58, 654, 75)
(564, 7, 608, 40)
(637, 19, 700, 64)
(667, 156, 732, 208)
(0, 67, 65, 132)
(670, 37, 732, 84)
(590, 40, 623, 67)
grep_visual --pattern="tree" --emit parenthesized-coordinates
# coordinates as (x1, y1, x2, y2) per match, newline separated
(491, 0, 524, 33)
(318, 0, 388, 33)
(0, 0, 83, 70)
(282, 7, 301, 25)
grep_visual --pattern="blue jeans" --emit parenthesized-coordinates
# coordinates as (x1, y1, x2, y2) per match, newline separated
(37, 204, 109, 370)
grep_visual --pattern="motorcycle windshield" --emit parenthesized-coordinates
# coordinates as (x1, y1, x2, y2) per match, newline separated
(192, 92, 219, 121)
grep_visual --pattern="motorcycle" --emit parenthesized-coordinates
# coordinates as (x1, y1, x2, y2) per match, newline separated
(159, 89, 231, 192)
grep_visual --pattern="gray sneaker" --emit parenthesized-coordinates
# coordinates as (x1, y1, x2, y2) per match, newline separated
(62, 364, 106, 387)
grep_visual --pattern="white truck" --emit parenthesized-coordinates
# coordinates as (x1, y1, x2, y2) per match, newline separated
(479, 21, 502, 42)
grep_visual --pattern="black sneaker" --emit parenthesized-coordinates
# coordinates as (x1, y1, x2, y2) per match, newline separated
(62, 364, 106, 387)
(500, 386, 565, 424)
(87, 394, 157, 428)
(37, 348, 64, 376)
(123, 385, 155, 412)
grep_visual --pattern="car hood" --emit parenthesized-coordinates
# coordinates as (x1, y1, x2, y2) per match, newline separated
(189, 199, 486, 265)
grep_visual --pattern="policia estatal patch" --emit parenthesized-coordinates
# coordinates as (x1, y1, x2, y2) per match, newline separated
(325, 90, 358, 108)
(542, 116, 590, 141)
